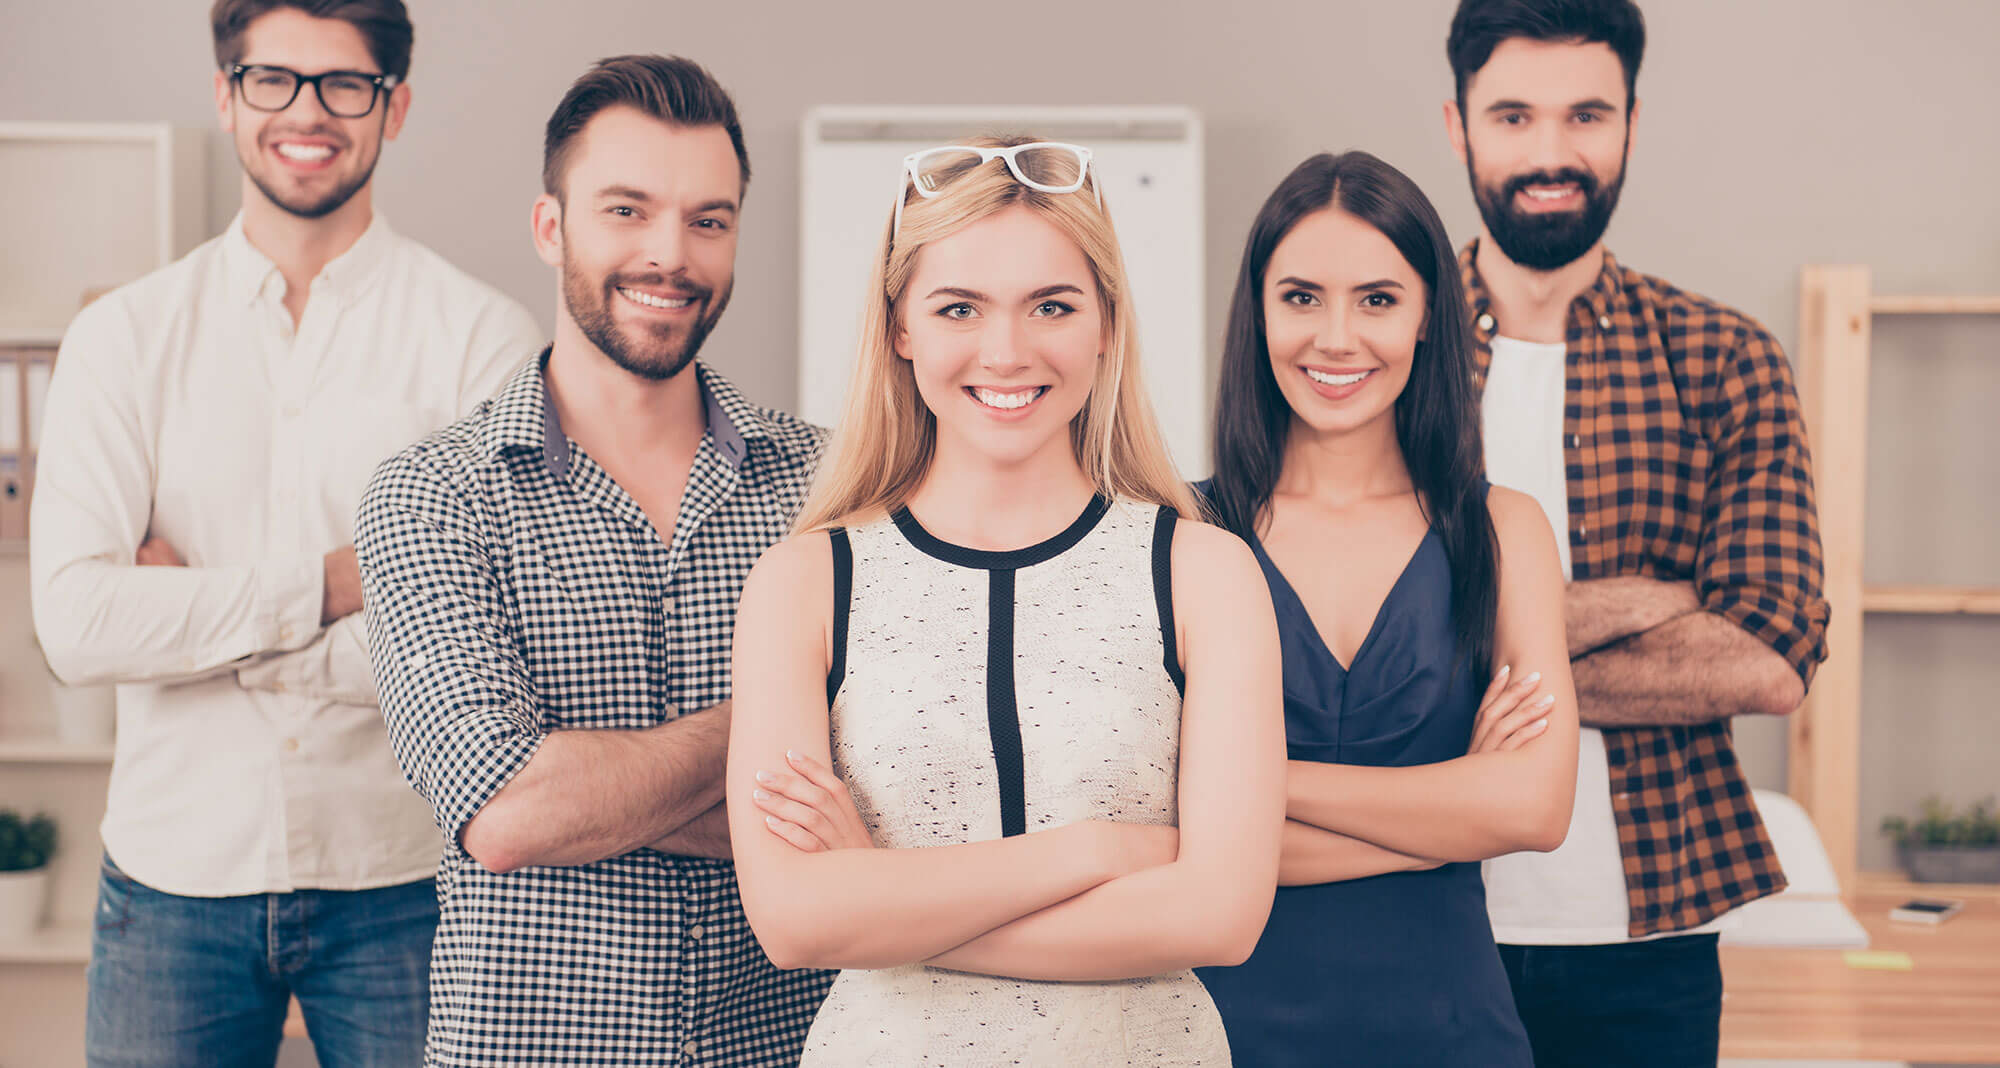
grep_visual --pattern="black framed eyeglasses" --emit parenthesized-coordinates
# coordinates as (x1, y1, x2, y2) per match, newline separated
(230, 64, 398, 119)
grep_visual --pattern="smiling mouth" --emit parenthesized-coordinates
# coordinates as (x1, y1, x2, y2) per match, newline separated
(1516, 183, 1583, 208)
(1304, 368, 1372, 387)
(273, 142, 337, 163)
(967, 385, 1049, 411)
(617, 286, 696, 310)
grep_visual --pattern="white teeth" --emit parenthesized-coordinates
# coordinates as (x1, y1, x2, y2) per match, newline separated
(1305, 368, 1370, 387)
(276, 143, 333, 161)
(618, 287, 694, 309)
(972, 386, 1045, 410)
(1525, 186, 1577, 200)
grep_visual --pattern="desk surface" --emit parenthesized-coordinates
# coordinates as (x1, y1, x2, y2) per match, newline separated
(1720, 874, 2000, 1063)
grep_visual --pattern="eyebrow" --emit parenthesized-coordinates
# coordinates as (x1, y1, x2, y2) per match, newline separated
(1273, 276, 1405, 292)
(591, 189, 740, 216)
(1485, 97, 1620, 114)
(924, 284, 1086, 302)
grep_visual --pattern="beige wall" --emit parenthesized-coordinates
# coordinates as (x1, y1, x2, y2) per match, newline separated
(2, 0, 1995, 905)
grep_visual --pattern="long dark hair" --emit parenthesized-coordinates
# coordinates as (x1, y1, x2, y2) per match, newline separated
(1209, 150, 1499, 679)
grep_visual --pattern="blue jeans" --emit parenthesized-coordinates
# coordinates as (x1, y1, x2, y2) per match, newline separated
(1498, 933, 1723, 1068)
(86, 853, 436, 1068)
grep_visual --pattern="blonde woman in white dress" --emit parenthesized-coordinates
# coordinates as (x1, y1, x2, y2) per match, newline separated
(727, 137, 1284, 1066)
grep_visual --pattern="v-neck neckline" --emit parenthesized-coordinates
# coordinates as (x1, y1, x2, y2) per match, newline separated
(1251, 528, 1436, 675)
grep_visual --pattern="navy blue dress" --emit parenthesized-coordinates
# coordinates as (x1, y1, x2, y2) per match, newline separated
(1196, 515, 1532, 1067)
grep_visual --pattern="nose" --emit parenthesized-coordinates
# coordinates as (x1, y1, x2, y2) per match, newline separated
(1528, 116, 1572, 173)
(1312, 305, 1358, 358)
(978, 314, 1031, 375)
(642, 223, 688, 278)
(285, 79, 333, 121)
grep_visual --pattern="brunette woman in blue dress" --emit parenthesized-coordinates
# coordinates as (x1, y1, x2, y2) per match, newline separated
(1195, 150, 1578, 1067)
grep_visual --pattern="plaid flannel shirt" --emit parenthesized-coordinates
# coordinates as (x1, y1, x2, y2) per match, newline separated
(1462, 242, 1830, 936)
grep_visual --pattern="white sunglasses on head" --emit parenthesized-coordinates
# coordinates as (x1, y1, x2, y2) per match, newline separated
(892, 141, 1100, 241)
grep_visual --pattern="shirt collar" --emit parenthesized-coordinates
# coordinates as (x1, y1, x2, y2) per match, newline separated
(1458, 237, 1627, 343)
(480, 350, 768, 477)
(219, 210, 396, 307)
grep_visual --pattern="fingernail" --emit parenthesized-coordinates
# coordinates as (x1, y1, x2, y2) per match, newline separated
(764, 815, 781, 827)
(1524, 671, 1541, 684)
(755, 770, 775, 784)
(1538, 693, 1556, 706)
(1534, 717, 1549, 730)
(753, 789, 772, 801)
(786, 749, 803, 762)
(1497, 664, 1511, 679)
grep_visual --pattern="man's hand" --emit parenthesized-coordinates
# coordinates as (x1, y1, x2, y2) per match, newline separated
(135, 534, 185, 567)
(322, 545, 363, 625)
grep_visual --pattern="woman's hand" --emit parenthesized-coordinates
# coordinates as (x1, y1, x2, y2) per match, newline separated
(1468, 664, 1558, 755)
(752, 750, 874, 852)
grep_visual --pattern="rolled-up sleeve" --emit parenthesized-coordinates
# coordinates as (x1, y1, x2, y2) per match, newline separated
(1694, 322, 1831, 687)
(356, 447, 544, 847)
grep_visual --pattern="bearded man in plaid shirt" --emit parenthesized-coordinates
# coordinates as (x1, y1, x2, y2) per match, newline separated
(356, 55, 830, 1065)
(1441, 2, 1831, 1066)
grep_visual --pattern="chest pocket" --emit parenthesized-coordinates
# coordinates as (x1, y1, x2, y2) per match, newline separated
(511, 511, 663, 730)
(1620, 421, 1713, 576)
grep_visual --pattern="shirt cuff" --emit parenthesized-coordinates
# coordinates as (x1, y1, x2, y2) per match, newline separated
(262, 552, 326, 653)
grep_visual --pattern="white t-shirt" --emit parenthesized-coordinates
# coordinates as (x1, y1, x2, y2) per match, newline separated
(30, 213, 544, 896)
(1477, 334, 1729, 944)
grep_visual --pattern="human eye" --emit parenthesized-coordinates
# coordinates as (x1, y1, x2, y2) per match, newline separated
(1282, 290, 1320, 307)
(605, 204, 638, 219)
(1030, 299, 1075, 318)
(1361, 291, 1398, 309)
(937, 302, 978, 321)
(692, 217, 730, 231)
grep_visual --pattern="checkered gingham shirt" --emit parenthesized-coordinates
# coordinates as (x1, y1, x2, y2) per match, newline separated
(356, 354, 832, 1065)
(1462, 242, 1831, 938)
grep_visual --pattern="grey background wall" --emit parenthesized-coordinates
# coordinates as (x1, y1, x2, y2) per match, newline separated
(2, 0, 1996, 1058)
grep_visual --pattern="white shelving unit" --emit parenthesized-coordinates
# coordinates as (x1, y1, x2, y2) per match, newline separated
(0, 120, 209, 1066)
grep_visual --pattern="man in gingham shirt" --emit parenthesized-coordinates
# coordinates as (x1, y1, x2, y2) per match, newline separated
(1442, 3, 1829, 1066)
(355, 55, 830, 1065)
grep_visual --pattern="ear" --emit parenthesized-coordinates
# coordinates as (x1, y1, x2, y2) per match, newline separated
(1443, 99, 1468, 166)
(381, 81, 413, 142)
(892, 318, 912, 362)
(214, 69, 236, 133)
(531, 193, 564, 268)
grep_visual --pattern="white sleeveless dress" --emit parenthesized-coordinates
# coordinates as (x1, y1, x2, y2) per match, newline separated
(801, 496, 1231, 1067)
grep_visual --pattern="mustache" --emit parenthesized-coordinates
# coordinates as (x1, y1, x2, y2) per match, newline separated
(607, 272, 713, 303)
(1499, 168, 1599, 200)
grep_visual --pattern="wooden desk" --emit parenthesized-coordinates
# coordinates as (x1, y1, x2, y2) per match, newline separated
(1720, 874, 2000, 1063)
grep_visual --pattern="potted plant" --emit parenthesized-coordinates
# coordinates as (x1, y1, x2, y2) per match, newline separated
(1882, 796, 2000, 884)
(0, 809, 59, 937)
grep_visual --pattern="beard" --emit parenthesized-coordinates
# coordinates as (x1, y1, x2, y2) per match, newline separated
(1466, 140, 1628, 272)
(562, 245, 731, 382)
(240, 124, 376, 220)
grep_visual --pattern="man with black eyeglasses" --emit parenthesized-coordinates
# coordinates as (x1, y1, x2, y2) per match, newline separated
(29, 1, 541, 1064)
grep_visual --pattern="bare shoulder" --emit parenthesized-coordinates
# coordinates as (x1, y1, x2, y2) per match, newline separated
(1170, 516, 1266, 609)
(746, 530, 835, 599)
(1485, 485, 1557, 552)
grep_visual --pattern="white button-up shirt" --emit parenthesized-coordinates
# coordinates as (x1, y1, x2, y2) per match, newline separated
(30, 212, 543, 897)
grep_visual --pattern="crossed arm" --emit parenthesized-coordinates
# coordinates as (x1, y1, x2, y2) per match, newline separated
(727, 520, 1286, 980)
(1277, 488, 1580, 875)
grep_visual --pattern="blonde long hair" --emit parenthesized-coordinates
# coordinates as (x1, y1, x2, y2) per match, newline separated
(793, 134, 1201, 533)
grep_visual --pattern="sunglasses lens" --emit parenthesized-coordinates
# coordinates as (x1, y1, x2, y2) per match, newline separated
(910, 148, 987, 195)
(1012, 145, 1086, 191)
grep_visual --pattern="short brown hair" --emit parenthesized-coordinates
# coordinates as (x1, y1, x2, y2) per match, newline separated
(542, 54, 751, 200)
(211, 0, 414, 82)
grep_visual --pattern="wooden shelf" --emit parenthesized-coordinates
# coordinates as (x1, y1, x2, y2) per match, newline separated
(0, 738, 114, 764)
(1863, 584, 2000, 615)
(0, 922, 89, 964)
(1870, 294, 2000, 315)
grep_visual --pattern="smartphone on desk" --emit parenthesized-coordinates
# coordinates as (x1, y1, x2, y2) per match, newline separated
(1889, 898, 1964, 925)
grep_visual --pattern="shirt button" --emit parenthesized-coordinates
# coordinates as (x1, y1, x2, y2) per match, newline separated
(682, 1039, 699, 1058)
(1577, 525, 1587, 540)
(1598, 314, 1612, 331)
(282, 738, 300, 753)
(283, 405, 301, 419)
(272, 681, 289, 694)
(1476, 313, 1495, 332)
(661, 595, 677, 616)
(279, 624, 297, 643)
(687, 924, 705, 942)
(1570, 434, 1581, 448)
